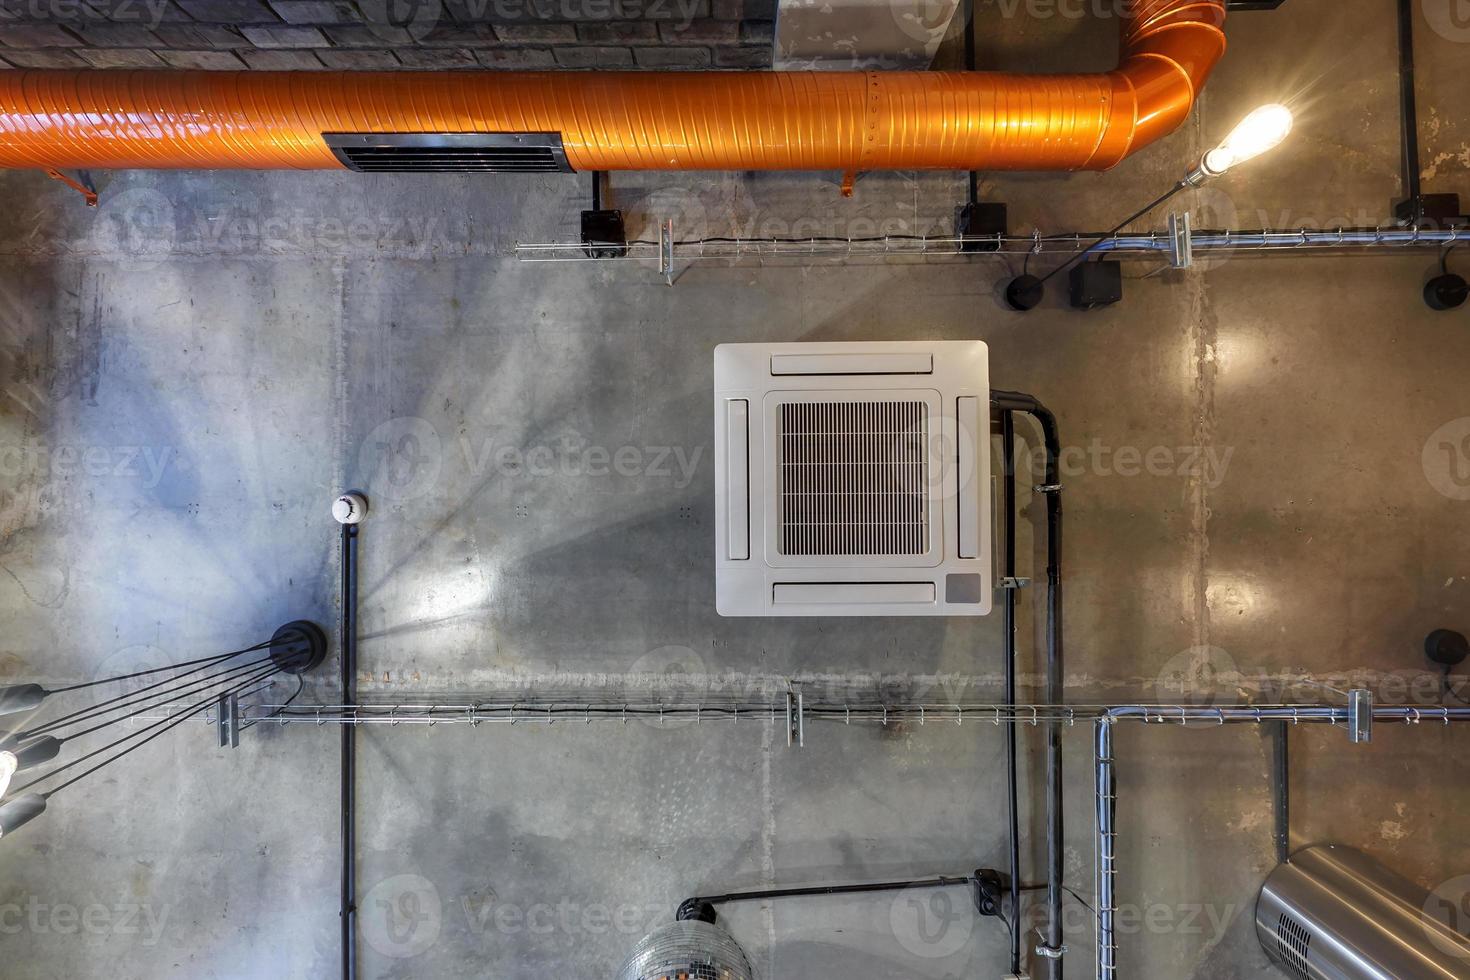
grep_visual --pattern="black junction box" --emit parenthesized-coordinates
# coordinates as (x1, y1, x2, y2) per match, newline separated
(581, 209, 627, 258)
(1069, 260, 1123, 310)
(1395, 193, 1466, 226)
(957, 202, 1007, 253)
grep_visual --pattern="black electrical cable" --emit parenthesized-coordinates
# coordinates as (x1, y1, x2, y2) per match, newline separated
(1036, 181, 1190, 286)
(23, 653, 274, 737)
(46, 636, 278, 694)
(678, 874, 978, 920)
(1442, 241, 1465, 276)
(1022, 882, 1096, 915)
(20, 654, 274, 739)
(240, 674, 305, 730)
(31, 671, 275, 800)
(45, 658, 277, 743)
(10, 663, 282, 798)
(1442, 666, 1470, 706)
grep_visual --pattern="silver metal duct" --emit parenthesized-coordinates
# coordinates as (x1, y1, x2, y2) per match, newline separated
(1257, 844, 1470, 980)
(615, 919, 755, 980)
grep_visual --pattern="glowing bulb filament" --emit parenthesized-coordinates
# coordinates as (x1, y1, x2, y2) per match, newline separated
(1203, 104, 1294, 176)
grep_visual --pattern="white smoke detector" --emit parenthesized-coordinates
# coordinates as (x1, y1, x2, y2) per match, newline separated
(332, 492, 368, 525)
(714, 341, 992, 617)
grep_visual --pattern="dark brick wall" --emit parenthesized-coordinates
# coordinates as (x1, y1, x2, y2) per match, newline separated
(0, 0, 775, 70)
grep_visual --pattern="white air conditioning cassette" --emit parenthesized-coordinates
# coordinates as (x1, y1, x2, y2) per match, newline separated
(714, 341, 992, 617)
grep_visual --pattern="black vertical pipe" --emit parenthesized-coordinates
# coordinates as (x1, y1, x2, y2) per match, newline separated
(341, 521, 359, 980)
(1271, 721, 1289, 864)
(591, 170, 603, 212)
(1396, 0, 1422, 215)
(964, 0, 978, 206)
(1001, 409, 1022, 975)
(1037, 406, 1064, 980)
(992, 390, 1064, 978)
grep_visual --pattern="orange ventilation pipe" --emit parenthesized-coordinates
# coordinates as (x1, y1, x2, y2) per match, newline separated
(0, 0, 1224, 174)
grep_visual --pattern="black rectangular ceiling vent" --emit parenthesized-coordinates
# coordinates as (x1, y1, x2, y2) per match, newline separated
(323, 133, 573, 174)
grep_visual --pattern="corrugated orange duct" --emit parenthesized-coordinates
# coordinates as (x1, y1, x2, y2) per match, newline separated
(0, 0, 1224, 173)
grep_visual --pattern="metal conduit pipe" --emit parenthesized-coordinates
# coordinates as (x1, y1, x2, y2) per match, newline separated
(1094, 719, 1117, 980)
(0, 0, 1225, 173)
(1095, 227, 1469, 253)
(1093, 703, 1470, 979)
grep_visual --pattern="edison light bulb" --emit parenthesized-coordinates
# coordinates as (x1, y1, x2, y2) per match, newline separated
(0, 750, 16, 800)
(1202, 104, 1294, 176)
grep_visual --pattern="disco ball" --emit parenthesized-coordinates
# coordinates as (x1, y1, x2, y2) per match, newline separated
(615, 919, 755, 980)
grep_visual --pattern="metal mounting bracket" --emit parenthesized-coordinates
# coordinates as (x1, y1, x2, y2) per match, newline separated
(216, 691, 241, 749)
(785, 689, 805, 748)
(43, 168, 98, 207)
(1347, 689, 1373, 743)
(1168, 211, 1193, 269)
(997, 577, 1032, 590)
(659, 218, 676, 287)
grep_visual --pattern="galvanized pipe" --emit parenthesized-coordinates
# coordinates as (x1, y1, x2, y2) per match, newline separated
(1094, 719, 1117, 980)
(514, 227, 1468, 264)
(225, 701, 1470, 726)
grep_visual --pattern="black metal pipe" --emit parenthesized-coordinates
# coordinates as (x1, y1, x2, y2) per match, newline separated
(677, 873, 977, 923)
(591, 170, 602, 212)
(1271, 721, 1289, 864)
(1396, 0, 1422, 213)
(341, 521, 359, 980)
(1001, 409, 1022, 975)
(992, 389, 1064, 978)
(964, 0, 978, 206)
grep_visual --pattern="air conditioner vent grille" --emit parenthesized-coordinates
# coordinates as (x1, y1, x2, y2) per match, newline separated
(777, 400, 929, 557)
(1276, 912, 1313, 980)
(323, 133, 572, 173)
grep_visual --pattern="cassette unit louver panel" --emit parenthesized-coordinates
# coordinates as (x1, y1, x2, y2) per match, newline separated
(715, 342, 992, 617)
(778, 399, 930, 558)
